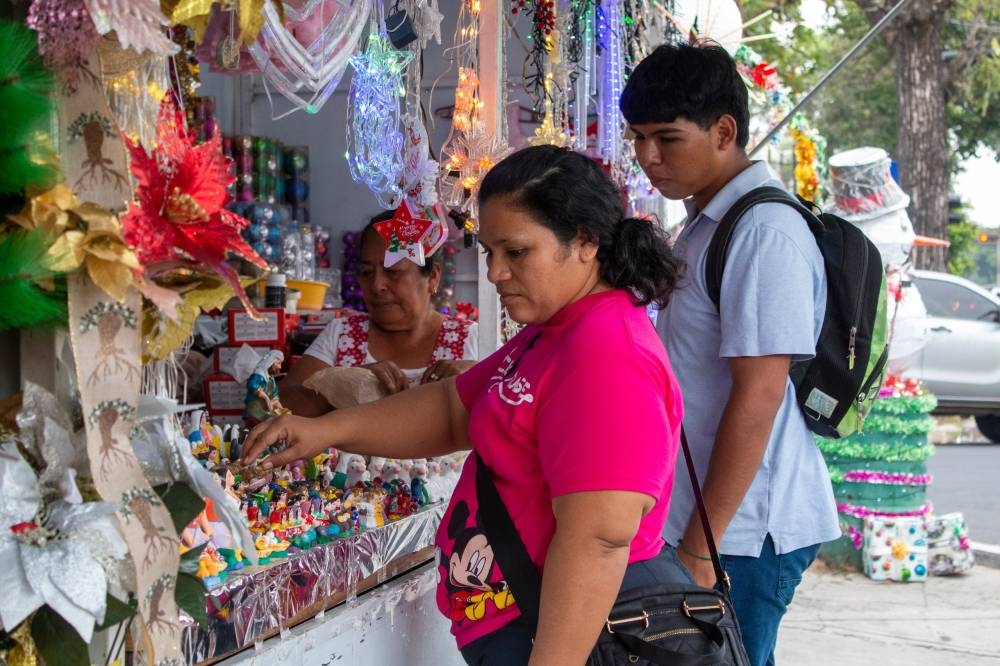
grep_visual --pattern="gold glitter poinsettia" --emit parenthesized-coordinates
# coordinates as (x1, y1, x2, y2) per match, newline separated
(140, 267, 255, 361)
(161, 0, 282, 49)
(8, 183, 140, 301)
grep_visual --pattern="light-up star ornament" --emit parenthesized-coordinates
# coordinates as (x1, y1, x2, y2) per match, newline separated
(372, 200, 434, 268)
(347, 31, 415, 207)
(441, 122, 510, 214)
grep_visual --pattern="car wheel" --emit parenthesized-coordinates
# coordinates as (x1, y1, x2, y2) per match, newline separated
(974, 415, 1000, 443)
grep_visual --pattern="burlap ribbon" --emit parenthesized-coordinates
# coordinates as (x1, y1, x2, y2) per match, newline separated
(59, 44, 182, 665)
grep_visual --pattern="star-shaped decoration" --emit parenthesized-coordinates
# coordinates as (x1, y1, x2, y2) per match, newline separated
(529, 100, 572, 148)
(372, 200, 433, 268)
(413, 0, 443, 47)
(350, 32, 414, 79)
(440, 122, 510, 211)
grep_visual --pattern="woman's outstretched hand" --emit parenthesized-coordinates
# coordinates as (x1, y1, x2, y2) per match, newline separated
(239, 414, 326, 469)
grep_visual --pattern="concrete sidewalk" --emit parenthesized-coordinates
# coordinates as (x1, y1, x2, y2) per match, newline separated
(775, 559, 1000, 665)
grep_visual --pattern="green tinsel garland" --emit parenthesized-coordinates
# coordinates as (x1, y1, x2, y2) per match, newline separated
(852, 412, 936, 436)
(0, 20, 59, 197)
(868, 394, 938, 416)
(817, 438, 936, 463)
(0, 227, 67, 331)
(827, 460, 929, 480)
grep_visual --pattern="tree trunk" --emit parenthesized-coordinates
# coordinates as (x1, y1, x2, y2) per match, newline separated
(893, 0, 951, 271)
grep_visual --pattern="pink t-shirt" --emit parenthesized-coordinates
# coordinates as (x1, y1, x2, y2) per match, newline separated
(434, 289, 683, 648)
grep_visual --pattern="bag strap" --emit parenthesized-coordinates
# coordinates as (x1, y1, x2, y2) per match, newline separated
(679, 426, 729, 592)
(474, 454, 542, 632)
(705, 185, 825, 312)
(474, 423, 731, 637)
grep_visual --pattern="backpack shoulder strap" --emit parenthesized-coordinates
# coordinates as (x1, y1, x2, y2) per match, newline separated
(704, 185, 824, 311)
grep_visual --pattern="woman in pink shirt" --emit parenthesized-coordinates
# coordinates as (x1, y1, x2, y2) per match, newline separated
(241, 145, 687, 665)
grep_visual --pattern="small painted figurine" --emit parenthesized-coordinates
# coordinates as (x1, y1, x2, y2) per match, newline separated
(242, 349, 292, 424)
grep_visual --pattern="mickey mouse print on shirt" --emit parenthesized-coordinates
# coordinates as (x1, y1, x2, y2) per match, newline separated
(439, 499, 516, 623)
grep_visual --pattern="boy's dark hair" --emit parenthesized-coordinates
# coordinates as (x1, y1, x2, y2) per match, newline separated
(359, 210, 440, 276)
(478, 145, 683, 308)
(620, 42, 750, 149)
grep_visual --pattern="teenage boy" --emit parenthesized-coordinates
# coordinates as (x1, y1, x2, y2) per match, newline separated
(620, 42, 839, 666)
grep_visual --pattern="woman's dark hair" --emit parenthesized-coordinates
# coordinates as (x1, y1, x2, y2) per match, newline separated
(477, 145, 683, 307)
(359, 210, 440, 276)
(619, 42, 750, 149)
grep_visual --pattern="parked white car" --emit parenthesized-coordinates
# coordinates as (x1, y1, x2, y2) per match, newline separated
(902, 270, 1000, 442)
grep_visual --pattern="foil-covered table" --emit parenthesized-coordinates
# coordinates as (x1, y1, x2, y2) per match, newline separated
(181, 504, 444, 665)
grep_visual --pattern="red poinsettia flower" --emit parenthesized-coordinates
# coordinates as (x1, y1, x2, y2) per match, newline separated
(121, 96, 266, 313)
(752, 62, 779, 90)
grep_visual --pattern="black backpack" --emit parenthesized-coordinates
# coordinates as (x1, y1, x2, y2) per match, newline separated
(704, 186, 889, 439)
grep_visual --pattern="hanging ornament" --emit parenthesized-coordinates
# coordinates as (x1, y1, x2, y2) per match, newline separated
(99, 36, 170, 148)
(452, 67, 484, 134)
(400, 11, 440, 212)
(569, 1, 596, 152)
(347, 30, 414, 207)
(596, 0, 631, 184)
(162, 0, 277, 49)
(83, 0, 178, 56)
(528, 29, 572, 152)
(26, 0, 101, 92)
(248, 0, 370, 117)
(402, 113, 440, 209)
(441, 123, 510, 214)
(120, 96, 266, 313)
(440, 0, 503, 220)
(373, 200, 433, 268)
(411, 0, 444, 47)
(168, 26, 201, 107)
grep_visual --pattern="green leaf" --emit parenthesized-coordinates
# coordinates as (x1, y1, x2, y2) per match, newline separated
(175, 572, 209, 627)
(95, 594, 137, 631)
(178, 542, 208, 576)
(153, 482, 205, 534)
(31, 606, 89, 666)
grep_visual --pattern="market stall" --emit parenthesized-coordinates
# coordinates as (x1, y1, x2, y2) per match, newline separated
(0, 2, 715, 664)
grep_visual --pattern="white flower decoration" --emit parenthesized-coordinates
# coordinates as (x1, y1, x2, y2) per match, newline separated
(0, 441, 127, 642)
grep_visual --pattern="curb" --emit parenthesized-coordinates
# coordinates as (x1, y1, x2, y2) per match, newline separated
(971, 541, 1000, 569)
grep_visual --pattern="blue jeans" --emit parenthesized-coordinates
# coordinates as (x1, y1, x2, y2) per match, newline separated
(460, 543, 694, 665)
(720, 535, 820, 666)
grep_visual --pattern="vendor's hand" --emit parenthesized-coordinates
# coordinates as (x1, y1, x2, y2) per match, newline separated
(421, 359, 475, 384)
(238, 414, 326, 469)
(677, 547, 718, 589)
(363, 360, 409, 394)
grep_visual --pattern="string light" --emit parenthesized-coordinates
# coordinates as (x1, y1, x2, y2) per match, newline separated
(346, 31, 414, 207)
(452, 68, 484, 133)
(597, 0, 628, 183)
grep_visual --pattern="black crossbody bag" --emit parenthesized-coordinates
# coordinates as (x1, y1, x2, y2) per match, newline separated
(474, 428, 751, 665)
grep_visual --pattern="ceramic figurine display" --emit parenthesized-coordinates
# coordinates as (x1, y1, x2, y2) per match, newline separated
(232, 344, 292, 424)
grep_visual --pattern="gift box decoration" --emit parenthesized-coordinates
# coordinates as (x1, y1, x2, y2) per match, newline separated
(927, 512, 975, 576)
(863, 515, 928, 582)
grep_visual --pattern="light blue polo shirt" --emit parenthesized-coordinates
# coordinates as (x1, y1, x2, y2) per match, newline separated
(660, 161, 840, 557)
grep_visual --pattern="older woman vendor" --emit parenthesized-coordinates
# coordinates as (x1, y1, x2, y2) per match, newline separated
(280, 212, 478, 416)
